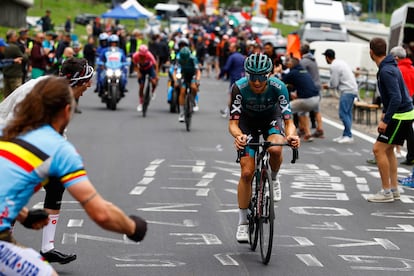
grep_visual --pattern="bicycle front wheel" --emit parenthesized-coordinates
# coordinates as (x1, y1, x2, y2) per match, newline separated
(184, 91, 193, 131)
(143, 80, 151, 117)
(259, 169, 274, 264)
(248, 174, 259, 251)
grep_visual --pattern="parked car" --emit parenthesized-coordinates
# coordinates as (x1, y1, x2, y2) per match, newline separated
(169, 17, 188, 34)
(74, 13, 99, 26)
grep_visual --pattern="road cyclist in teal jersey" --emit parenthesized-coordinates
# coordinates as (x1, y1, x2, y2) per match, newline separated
(228, 53, 300, 243)
(172, 46, 201, 123)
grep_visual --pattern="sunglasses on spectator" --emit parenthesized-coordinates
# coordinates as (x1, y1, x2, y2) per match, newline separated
(248, 73, 268, 82)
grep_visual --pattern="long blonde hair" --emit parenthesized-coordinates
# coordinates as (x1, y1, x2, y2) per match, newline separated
(2, 76, 74, 141)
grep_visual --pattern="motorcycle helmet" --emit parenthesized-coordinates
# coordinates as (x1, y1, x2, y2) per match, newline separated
(244, 53, 273, 75)
(108, 34, 119, 45)
(99, 32, 109, 47)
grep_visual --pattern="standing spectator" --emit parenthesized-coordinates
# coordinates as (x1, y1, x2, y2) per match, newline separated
(322, 49, 358, 144)
(300, 43, 324, 138)
(2, 30, 28, 98)
(216, 34, 230, 75)
(16, 28, 31, 83)
(92, 18, 103, 42)
(41, 9, 53, 33)
(55, 32, 72, 62)
(83, 35, 96, 68)
(72, 41, 83, 58)
(65, 16, 72, 33)
(367, 38, 414, 202)
(218, 42, 245, 117)
(30, 32, 49, 79)
(0, 38, 22, 70)
(128, 29, 143, 76)
(390, 46, 414, 166)
(158, 34, 170, 74)
(282, 56, 322, 142)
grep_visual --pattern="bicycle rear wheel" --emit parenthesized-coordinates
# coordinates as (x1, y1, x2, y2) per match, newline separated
(248, 174, 259, 251)
(259, 169, 274, 264)
(143, 78, 151, 117)
(184, 90, 193, 131)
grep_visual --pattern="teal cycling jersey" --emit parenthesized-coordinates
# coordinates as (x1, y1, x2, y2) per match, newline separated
(230, 76, 292, 120)
(177, 55, 199, 76)
(0, 125, 88, 231)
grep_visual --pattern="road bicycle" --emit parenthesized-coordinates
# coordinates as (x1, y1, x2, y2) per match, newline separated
(142, 74, 152, 117)
(176, 73, 195, 131)
(237, 140, 298, 264)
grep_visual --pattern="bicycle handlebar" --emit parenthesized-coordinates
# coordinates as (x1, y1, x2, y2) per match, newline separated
(236, 142, 299, 164)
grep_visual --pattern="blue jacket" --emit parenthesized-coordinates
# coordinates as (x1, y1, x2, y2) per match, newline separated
(377, 54, 414, 124)
(282, 64, 319, 98)
(219, 51, 245, 86)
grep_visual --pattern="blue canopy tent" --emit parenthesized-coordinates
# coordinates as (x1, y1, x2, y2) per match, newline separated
(101, 5, 145, 20)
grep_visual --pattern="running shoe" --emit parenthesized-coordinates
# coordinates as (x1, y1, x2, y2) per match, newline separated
(367, 190, 394, 203)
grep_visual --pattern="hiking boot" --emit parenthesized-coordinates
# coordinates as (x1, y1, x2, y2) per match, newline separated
(40, 249, 77, 264)
(367, 190, 394, 203)
(312, 129, 324, 138)
(236, 224, 249, 243)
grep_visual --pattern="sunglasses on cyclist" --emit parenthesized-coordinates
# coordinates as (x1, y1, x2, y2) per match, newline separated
(248, 73, 268, 82)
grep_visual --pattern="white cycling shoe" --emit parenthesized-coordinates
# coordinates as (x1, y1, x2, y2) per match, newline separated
(236, 224, 249, 243)
(273, 179, 281, 202)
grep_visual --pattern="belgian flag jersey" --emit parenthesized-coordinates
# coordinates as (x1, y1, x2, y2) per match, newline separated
(0, 125, 88, 231)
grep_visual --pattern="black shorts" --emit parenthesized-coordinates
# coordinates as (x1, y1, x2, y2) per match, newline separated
(238, 112, 284, 157)
(377, 118, 414, 145)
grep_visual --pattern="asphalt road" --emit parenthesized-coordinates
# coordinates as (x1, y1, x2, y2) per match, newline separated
(14, 73, 414, 276)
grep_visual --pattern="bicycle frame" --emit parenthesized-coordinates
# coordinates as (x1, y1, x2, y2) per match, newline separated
(237, 141, 298, 264)
(142, 74, 151, 117)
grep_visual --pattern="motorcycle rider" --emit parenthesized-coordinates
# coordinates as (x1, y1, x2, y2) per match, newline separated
(98, 34, 128, 96)
(95, 32, 109, 94)
(133, 44, 158, 112)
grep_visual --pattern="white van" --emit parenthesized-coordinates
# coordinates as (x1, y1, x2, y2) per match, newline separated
(389, 2, 414, 50)
(298, 0, 348, 43)
(309, 41, 377, 87)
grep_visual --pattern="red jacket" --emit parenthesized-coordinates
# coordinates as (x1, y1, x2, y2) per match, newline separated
(398, 58, 414, 97)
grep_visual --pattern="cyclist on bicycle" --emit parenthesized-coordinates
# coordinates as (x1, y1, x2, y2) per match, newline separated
(133, 44, 158, 112)
(172, 46, 201, 122)
(229, 53, 300, 243)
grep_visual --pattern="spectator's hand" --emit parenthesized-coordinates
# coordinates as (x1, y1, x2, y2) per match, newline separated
(290, 92, 297, 100)
(14, 57, 23, 64)
(377, 120, 387, 134)
(322, 83, 329, 89)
